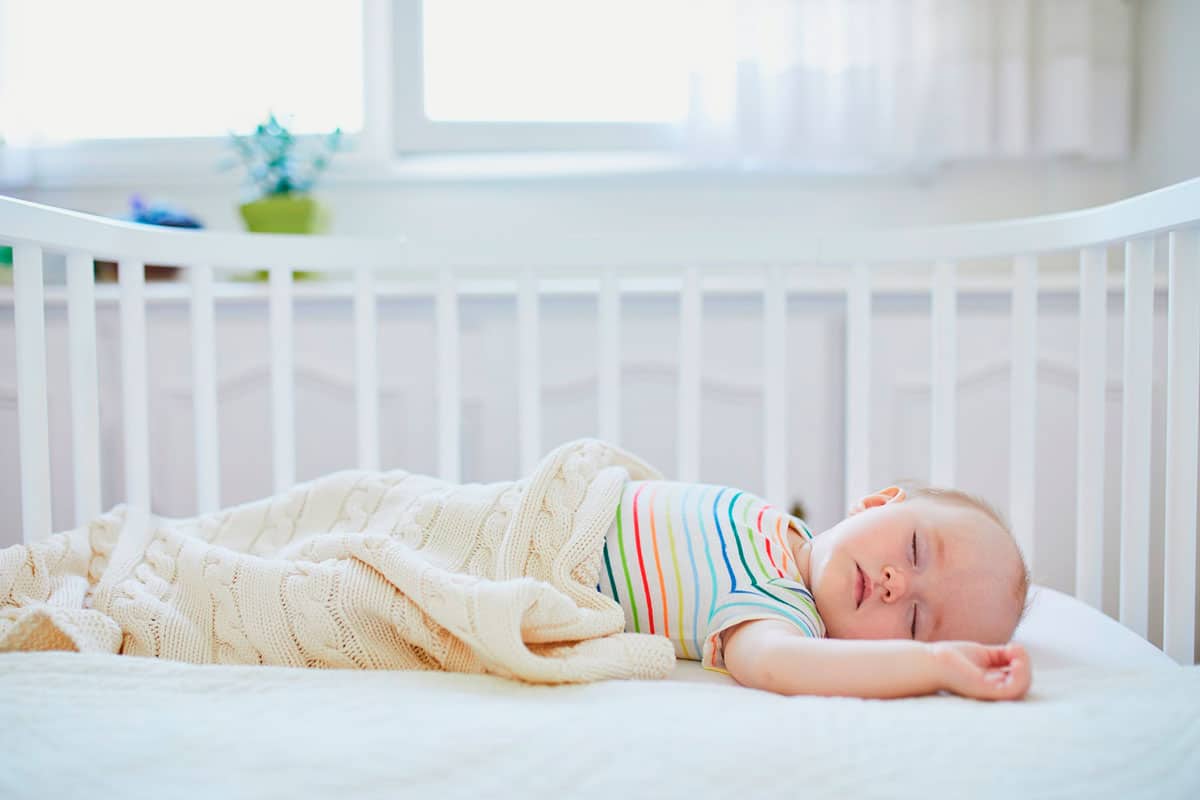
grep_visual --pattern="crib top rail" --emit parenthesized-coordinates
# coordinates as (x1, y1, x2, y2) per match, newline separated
(0, 194, 405, 270)
(826, 176, 1200, 263)
(2, 178, 1200, 269)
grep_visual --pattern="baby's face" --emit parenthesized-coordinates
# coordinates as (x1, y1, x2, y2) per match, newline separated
(804, 495, 1021, 644)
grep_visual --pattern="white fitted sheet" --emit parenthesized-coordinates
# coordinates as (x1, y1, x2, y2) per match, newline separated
(1, 647, 1197, 800)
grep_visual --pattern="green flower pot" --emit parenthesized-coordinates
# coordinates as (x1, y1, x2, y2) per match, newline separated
(238, 194, 330, 280)
(239, 193, 330, 234)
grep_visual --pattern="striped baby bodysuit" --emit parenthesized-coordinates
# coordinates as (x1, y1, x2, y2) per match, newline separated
(596, 480, 825, 675)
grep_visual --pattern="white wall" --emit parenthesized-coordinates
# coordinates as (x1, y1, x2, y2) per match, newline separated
(1132, 0, 1200, 193)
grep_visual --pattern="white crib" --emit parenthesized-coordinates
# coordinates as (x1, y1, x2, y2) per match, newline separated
(1, 180, 1198, 668)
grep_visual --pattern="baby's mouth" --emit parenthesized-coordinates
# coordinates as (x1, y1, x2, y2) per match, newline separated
(855, 564, 864, 609)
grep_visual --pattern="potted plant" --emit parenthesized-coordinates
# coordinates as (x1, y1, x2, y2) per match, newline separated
(224, 112, 342, 235)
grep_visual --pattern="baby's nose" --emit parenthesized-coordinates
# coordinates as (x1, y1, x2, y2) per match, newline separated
(881, 565, 907, 601)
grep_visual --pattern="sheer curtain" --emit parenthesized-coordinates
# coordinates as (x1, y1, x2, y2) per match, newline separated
(682, 0, 1133, 169)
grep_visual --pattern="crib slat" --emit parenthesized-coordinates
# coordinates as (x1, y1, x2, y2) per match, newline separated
(13, 245, 52, 543)
(1076, 246, 1107, 610)
(517, 268, 541, 474)
(678, 267, 701, 482)
(1009, 255, 1038, 573)
(190, 264, 220, 512)
(354, 267, 380, 471)
(597, 269, 621, 444)
(67, 251, 102, 525)
(1119, 237, 1154, 638)
(763, 265, 787, 505)
(269, 266, 296, 492)
(437, 268, 461, 483)
(845, 263, 871, 511)
(1164, 229, 1199, 664)
(119, 259, 151, 510)
(930, 260, 957, 486)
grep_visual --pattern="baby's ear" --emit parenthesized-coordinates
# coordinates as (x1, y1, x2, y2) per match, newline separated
(848, 486, 906, 516)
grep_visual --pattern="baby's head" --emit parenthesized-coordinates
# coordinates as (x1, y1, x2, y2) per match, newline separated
(798, 485, 1030, 644)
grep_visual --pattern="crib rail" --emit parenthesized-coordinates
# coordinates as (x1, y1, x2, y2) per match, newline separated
(2, 180, 1198, 665)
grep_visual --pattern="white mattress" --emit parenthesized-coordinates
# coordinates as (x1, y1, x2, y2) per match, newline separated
(1, 585, 1196, 800)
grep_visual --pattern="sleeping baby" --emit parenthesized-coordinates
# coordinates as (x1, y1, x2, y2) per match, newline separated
(597, 481, 1032, 700)
(0, 438, 1030, 699)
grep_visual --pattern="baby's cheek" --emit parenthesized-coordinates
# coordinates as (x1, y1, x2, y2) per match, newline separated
(822, 613, 861, 639)
(833, 611, 899, 641)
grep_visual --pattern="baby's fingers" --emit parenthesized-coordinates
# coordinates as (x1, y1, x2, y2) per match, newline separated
(981, 652, 1031, 700)
(984, 642, 1028, 667)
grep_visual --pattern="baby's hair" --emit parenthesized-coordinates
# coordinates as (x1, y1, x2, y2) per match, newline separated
(898, 484, 1033, 636)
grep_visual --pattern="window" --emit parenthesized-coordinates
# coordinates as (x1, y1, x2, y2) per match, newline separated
(397, 0, 1133, 165)
(0, 0, 363, 143)
(422, 0, 686, 123)
(0, 0, 1131, 187)
(393, 0, 686, 153)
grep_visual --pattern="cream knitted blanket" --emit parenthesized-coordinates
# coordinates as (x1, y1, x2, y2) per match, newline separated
(0, 439, 677, 683)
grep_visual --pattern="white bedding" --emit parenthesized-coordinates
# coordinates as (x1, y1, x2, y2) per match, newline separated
(1, 585, 1197, 799)
(1010, 584, 1177, 670)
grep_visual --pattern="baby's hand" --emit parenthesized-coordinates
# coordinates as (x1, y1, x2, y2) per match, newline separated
(931, 641, 1031, 701)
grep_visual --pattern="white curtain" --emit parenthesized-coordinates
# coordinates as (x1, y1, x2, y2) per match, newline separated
(682, 0, 1133, 169)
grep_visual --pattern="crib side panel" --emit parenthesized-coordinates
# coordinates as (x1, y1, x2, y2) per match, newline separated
(0, 187, 1198, 663)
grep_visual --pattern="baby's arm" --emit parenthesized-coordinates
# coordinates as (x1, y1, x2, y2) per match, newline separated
(722, 619, 1031, 701)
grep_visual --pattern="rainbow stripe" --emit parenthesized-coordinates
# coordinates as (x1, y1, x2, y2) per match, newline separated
(596, 481, 824, 673)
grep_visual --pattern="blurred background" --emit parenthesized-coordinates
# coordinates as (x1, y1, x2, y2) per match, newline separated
(1, 0, 1195, 240)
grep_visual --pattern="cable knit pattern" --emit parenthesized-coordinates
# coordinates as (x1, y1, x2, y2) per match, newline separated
(0, 439, 677, 683)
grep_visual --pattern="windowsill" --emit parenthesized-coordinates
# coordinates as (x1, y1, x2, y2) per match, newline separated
(357, 151, 944, 185)
(0, 138, 1129, 195)
(0, 141, 962, 192)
